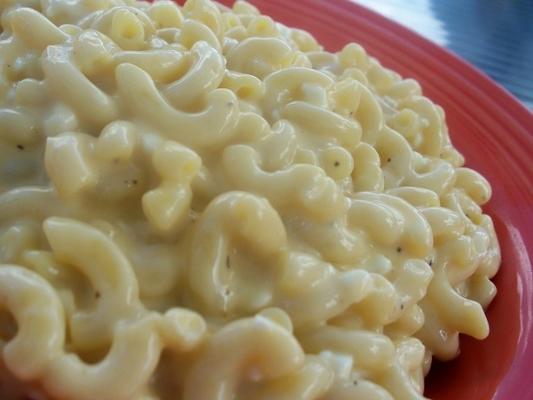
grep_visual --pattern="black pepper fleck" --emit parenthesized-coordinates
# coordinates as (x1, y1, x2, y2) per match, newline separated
(387, 157, 392, 163)
(400, 303, 404, 310)
(428, 260, 433, 267)
(16, 144, 24, 150)
(396, 247, 402, 253)
(95, 291, 101, 299)
(334, 161, 340, 167)
(353, 380, 358, 386)
(226, 256, 231, 269)
(224, 288, 231, 296)
(132, 179, 138, 185)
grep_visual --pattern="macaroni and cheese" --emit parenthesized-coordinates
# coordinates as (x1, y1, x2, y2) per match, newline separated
(0, 0, 501, 399)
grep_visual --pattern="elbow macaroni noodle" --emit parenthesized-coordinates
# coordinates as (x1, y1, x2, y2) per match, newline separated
(0, 0, 501, 398)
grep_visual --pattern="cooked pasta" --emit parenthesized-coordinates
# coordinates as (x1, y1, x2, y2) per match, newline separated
(0, 0, 500, 399)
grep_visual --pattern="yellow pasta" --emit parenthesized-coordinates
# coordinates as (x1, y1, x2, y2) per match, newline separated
(0, 0, 500, 399)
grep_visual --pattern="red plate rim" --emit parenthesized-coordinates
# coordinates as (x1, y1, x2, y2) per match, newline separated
(179, 0, 532, 398)
(235, 0, 533, 398)
(243, 0, 533, 400)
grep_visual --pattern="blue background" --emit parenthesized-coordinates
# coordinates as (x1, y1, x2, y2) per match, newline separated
(353, 0, 533, 109)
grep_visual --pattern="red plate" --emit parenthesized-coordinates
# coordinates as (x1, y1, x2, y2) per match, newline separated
(206, 0, 533, 399)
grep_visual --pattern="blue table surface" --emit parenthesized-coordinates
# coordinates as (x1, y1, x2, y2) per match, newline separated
(352, 0, 533, 109)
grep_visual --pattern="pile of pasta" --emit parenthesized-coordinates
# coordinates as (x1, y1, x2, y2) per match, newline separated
(0, 0, 501, 399)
